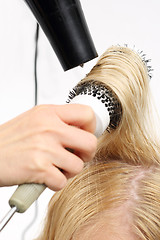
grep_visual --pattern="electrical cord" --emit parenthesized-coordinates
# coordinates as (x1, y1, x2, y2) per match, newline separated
(21, 22, 39, 240)
(34, 23, 39, 106)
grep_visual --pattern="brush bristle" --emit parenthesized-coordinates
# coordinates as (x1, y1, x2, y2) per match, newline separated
(117, 44, 153, 80)
(67, 80, 122, 131)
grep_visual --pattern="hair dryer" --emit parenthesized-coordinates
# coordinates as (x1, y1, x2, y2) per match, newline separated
(24, 0, 98, 70)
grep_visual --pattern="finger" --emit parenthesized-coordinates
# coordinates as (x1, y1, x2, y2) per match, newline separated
(50, 146, 84, 177)
(54, 104, 96, 134)
(44, 165, 67, 191)
(60, 124, 97, 162)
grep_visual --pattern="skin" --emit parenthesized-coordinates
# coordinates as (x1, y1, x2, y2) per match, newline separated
(0, 104, 97, 191)
(77, 224, 134, 240)
(74, 206, 136, 240)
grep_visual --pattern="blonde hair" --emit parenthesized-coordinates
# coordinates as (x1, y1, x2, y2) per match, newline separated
(37, 161, 160, 240)
(36, 46, 160, 239)
(81, 46, 160, 165)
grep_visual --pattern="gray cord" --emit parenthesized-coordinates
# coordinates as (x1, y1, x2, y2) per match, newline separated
(21, 22, 39, 239)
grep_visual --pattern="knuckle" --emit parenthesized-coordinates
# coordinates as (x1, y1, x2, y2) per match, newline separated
(30, 151, 45, 172)
(32, 105, 52, 125)
(31, 105, 62, 135)
(27, 153, 48, 184)
(31, 135, 48, 154)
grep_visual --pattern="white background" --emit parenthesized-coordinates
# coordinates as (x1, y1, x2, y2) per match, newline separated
(0, 0, 160, 239)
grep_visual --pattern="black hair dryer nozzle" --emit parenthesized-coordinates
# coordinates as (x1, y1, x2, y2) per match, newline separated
(25, 0, 98, 71)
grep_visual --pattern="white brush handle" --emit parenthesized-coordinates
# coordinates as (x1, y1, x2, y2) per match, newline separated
(9, 97, 110, 213)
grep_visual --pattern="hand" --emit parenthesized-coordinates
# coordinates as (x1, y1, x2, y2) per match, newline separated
(0, 104, 97, 191)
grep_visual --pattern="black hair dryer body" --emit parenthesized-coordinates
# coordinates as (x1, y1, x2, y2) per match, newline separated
(25, 0, 98, 71)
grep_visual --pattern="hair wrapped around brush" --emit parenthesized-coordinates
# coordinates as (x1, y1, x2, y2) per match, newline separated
(81, 45, 160, 165)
